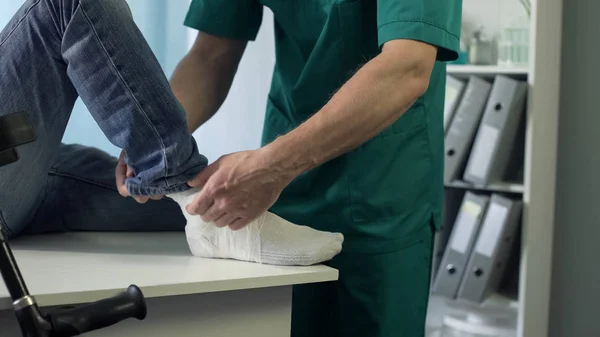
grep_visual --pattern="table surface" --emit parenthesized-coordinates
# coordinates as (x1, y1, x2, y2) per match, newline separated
(0, 232, 338, 309)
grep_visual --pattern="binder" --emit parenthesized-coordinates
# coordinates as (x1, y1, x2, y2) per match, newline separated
(463, 75, 528, 185)
(444, 75, 466, 132)
(443, 76, 492, 183)
(432, 189, 464, 282)
(431, 192, 490, 299)
(456, 194, 523, 303)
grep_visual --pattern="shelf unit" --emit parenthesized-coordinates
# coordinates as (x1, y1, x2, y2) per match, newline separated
(428, 1, 563, 337)
(447, 65, 529, 77)
(430, 67, 527, 334)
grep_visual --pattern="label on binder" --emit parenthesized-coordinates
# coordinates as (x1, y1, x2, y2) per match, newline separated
(450, 201, 482, 254)
(444, 85, 461, 127)
(468, 124, 499, 178)
(475, 203, 508, 257)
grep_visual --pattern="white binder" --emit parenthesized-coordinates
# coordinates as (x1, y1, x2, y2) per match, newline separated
(456, 194, 523, 303)
(431, 192, 490, 299)
(463, 75, 528, 185)
(443, 76, 492, 183)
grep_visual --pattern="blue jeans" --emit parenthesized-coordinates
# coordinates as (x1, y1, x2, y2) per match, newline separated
(0, 0, 208, 237)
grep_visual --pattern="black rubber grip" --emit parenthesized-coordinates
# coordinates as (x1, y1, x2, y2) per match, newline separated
(50, 285, 147, 337)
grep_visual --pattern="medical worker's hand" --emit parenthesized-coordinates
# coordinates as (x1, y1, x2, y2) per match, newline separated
(115, 150, 163, 203)
(186, 149, 296, 230)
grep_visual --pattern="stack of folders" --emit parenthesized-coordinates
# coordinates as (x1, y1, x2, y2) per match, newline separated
(431, 191, 522, 304)
(444, 75, 528, 185)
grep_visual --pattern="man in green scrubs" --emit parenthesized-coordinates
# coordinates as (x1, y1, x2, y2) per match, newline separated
(169, 1, 462, 336)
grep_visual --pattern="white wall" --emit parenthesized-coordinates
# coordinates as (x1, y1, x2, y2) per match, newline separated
(191, 9, 275, 163)
(462, 0, 529, 38)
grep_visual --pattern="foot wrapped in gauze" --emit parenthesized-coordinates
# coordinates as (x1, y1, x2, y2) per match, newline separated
(168, 189, 344, 266)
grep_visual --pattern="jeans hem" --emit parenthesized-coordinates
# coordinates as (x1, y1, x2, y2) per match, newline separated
(49, 170, 118, 191)
(126, 180, 192, 196)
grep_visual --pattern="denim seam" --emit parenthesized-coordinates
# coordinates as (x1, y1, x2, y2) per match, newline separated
(77, 1, 170, 188)
(49, 170, 118, 191)
(0, 0, 42, 48)
(50, 170, 188, 196)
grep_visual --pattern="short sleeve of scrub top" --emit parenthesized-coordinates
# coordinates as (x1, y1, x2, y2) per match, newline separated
(377, 0, 462, 61)
(184, 0, 263, 41)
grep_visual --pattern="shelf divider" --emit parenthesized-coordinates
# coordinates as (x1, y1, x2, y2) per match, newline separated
(446, 65, 529, 78)
(444, 180, 525, 194)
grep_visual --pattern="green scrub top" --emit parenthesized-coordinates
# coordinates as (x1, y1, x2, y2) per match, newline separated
(185, 0, 461, 254)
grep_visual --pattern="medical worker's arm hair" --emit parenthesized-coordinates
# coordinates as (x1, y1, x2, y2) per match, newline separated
(263, 39, 437, 175)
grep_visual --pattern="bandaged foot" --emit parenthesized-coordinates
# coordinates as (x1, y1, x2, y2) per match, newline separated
(168, 189, 344, 266)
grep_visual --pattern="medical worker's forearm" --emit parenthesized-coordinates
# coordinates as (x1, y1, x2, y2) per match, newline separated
(170, 54, 234, 132)
(170, 33, 246, 132)
(263, 40, 437, 175)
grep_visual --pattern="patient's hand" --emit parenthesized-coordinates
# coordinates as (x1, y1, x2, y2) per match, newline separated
(115, 150, 164, 203)
(185, 149, 296, 230)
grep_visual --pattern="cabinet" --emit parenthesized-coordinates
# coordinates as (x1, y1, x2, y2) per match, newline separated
(427, 1, 563, 336)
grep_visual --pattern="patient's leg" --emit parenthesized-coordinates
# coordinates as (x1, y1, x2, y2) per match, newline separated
(24, 144, 187, 235)
(0, 0, 205, 236)
(168, 190, 344, 266)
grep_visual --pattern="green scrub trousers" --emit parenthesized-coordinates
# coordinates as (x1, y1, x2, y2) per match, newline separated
(184, 0, 462, 336)
(292, 223, 436, 336)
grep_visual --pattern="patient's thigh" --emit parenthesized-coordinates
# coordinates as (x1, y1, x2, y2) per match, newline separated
(24, 144, 186, 234)
(0, 1, 79, 237)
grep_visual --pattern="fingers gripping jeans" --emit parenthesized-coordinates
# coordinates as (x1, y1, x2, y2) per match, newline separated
(0, 0, 207, 236)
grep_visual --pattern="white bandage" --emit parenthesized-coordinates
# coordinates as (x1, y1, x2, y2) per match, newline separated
(169, 189, 344, 266)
